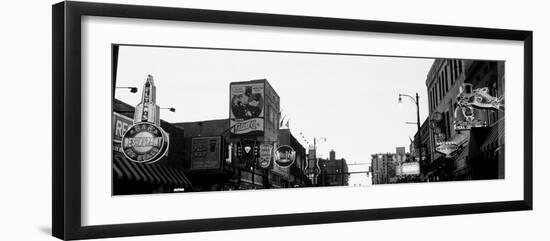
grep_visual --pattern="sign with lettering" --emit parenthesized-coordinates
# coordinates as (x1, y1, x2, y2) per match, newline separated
(259, 144, 273, 168)
(274, 145, 296, 168)
(401, 162, 420, 175)
(229, 82, 265, 135)
(435, 142, 459, 157)
(190, 136, 222, 170)
(112, 112, 133, 152)
(121, 122, 169, 164)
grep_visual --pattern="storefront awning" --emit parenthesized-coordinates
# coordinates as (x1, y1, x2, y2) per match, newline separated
(113, 152, 192, 188)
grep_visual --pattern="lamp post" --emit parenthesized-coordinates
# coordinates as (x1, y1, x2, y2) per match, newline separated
(398, 93, 423, 167)
(160, 107, 176, 112)
(116, 86, 138, 93)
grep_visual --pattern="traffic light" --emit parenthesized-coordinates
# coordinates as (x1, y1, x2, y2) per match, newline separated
(253, 144, 259, 157)
(236, 142, 243, 157)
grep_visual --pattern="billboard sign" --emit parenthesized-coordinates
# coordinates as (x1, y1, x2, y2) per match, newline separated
(190, 136, 222, 170)
(401, 162, 420, 175)
(230, 82, 265, 135)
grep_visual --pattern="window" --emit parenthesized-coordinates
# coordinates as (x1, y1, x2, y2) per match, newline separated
(439, 77, 443, 100)
(450, 61, 455, 85)
(444, 67, 448, 93)
(435, 81, 439, 106)
(455, 60, 460, 79)
(428, 90, 433, 112)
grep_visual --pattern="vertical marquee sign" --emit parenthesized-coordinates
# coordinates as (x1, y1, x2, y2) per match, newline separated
(259, 144, 273, 168)
(121, 75, 169, 164)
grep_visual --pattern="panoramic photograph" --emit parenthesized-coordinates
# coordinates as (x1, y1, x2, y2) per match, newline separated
(111, 44, 505, 195)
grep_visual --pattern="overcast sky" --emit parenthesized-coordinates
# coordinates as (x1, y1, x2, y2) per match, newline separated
(115, 45, 434, 186)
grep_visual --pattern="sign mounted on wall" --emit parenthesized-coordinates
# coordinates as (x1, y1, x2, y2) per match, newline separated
(435, 141, 459, 157)
(229, 82, 265, 135)
(274, 145, 296, 168)
(121, 122, 169, 164)
(190, 136, 222, 170)
(259, 144, 273, 168)
(120, 74, 169, 164)
(456, 84, 504, 111)
(112, 112, 133, 152)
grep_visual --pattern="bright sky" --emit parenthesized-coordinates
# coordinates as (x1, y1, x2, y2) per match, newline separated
(115, 45, 434, 186)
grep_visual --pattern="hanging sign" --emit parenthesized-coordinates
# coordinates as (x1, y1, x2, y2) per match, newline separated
(258, 144, 273, 168)
(435, 141, 459, 157)
(456, 84, 504, 111)
(274, 145, 296, 168)
(121, 122, 169, 164)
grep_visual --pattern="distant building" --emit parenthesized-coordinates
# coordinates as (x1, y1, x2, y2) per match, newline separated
(396, 147, 406, 156)
(371, 147, 419, 184)
(318, 150, 349, 186)
(371, 153, 394, 185)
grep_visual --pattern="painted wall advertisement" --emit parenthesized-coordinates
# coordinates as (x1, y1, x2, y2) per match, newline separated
(190, 136, 222, 170)
(229, 82, 265, 135)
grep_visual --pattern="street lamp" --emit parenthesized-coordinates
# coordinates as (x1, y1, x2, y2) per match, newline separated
(160, 107, 176, 112)
(398, 93, 423, 166)
(116, 86, 138, 93)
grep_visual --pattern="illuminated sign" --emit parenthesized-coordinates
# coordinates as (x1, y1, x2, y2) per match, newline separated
(456, 84, 504, 111)
(435, 142, 459, 157)
(274, 145, 296, 168)
(454, 83, 503, 130)
(453, 106, 487, 130)
(121, 122, 169, 164)
(229, 82, 265, 135)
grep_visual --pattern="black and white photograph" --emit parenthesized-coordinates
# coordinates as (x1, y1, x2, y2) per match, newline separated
(112, 44, 505, 195)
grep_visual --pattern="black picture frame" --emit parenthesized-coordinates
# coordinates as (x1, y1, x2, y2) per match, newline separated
(52, 1, 533, 240)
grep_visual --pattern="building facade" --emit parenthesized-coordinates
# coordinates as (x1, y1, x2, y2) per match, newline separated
(112, 98, 192, 195)
(423, 59, 505, 181)
(173, 79, 311, 191)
